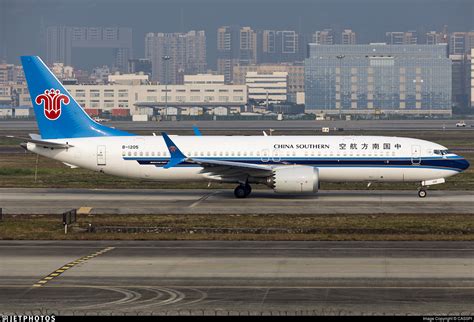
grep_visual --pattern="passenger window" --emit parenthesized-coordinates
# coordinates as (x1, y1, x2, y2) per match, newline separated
(122, 151, 126, 156)
(145, 152, 149, 157)
(134, 152, 137, 156)
(128, 152, 131, 156)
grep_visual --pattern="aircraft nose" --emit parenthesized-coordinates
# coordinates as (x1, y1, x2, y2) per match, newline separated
(456, 157, 470, 171)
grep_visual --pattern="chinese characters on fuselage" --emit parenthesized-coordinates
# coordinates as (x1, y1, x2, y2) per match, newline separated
(273, 143, 402, 150)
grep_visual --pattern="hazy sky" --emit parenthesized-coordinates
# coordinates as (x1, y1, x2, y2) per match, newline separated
(1, 0, 473, 69)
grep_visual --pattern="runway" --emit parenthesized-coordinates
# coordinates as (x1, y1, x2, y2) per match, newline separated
(0, 241, 472, 315)
(1, 119, 473, 133)
(2, 188, 474, 215)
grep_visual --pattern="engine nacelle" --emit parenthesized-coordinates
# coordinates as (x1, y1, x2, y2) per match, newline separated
(268, 166, 319, 194)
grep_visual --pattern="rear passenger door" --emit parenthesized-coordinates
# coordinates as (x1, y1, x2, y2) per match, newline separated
(97, 145, 106, 166)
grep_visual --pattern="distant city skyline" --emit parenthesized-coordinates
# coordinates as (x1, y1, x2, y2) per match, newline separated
(1, 0, 473, 69)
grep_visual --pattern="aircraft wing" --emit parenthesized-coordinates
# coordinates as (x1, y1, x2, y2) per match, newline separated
(191, 158, 273, 178)
(161, 132, 273, 179)
(7, 135, 73, 149)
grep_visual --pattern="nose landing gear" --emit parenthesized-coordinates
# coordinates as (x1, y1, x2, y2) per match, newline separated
(418, 188, 427, 198)
(234, 183, 252, 198)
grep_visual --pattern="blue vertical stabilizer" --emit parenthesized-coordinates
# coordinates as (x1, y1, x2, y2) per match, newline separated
(21, 56, 134, 139)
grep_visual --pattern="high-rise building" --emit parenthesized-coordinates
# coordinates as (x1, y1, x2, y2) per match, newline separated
(385, 31, 418, 45)
(128, 59, 152, 77)
(305, 44, 452, 116)
(341, 29, 357, 45)
(449, 32, 474, 55)
(46, 26, 133, 72)
(450, 32, 467, 55)
(471, 49, 474, 108)
(0, 64, 25, 84)
(258, 30, 304, 63)
(145, 31, 206, 84)
(450, 54, 470, 108)
(312, 29, 334, 45)
(426, 31, 448, 45)
(217, 26, 257, 83)
(51, 63, 74, 80)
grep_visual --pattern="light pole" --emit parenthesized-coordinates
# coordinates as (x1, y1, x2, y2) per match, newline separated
(162, 55, 171, 120)
(336, 55, 345, 120)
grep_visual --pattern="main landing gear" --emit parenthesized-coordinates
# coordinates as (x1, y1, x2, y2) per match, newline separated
(234, 183, 252, 198)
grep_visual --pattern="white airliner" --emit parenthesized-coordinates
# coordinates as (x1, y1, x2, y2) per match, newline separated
(15, 56, 469, 198)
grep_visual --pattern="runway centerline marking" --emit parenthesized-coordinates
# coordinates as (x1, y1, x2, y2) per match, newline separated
(32, 246, 115, 288)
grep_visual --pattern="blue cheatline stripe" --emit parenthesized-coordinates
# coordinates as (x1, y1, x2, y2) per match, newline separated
(122, 156, 464, 172)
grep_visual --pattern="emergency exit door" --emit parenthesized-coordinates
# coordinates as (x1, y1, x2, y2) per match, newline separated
(97, 145, 106, 166)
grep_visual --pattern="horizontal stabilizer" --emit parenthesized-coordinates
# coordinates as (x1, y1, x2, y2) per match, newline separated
(7, 135, 73, 149)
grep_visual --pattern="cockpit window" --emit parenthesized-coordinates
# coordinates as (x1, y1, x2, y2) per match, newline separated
(434, 149, 451, 155)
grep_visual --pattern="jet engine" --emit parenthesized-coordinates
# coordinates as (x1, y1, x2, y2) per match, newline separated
(266, 166, 319, 194)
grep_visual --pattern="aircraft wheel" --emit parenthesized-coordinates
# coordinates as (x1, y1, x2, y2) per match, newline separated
(234, 185, 247, 198)
(418, 189, 427, 198)
(244, 184, 252, 197)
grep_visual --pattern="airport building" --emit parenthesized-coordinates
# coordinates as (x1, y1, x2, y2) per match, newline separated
(233, 63, 304, 103)
(450, 54, 471, 109)
(245, 71, 288, 103)
(65, 74, 247, 116)
(183, 74, 225, 85)
(304, 44, 452, 116)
